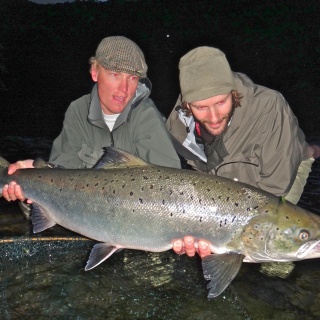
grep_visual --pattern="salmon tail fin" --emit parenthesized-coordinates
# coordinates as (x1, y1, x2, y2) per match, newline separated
(0, 156, 10, 168)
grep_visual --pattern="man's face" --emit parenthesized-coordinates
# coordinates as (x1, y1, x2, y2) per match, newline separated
(91, 66, 139, 115)
(188, 93, 233, 136)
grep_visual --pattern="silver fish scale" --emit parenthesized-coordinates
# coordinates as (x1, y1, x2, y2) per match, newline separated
(2, 165, 276, 252)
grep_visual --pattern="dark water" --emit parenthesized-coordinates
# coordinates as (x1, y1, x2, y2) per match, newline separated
(0, 137, 319, 320)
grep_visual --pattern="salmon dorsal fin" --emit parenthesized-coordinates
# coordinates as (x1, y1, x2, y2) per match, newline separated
(95, 147, 151, 169)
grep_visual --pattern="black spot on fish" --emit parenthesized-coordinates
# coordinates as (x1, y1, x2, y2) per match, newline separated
(139, 198, 143, 204)
(130, 192, 133, 196)
(86, 184, 89, 187)
(141, 187, 144, 191)
(207, 188, 210, 192)
(143, 176, 148, 180)
(150, 185, 154, 189)
(162, 199, 165, 205)
(111, 180, 114, 183)
(122, 184, 126, 188)
(247, 207, 251, 211)
(225, 219, 227, 225)
(95, 183, 98, 186)
(165, 176, 169, 179)
(226, 197, 230, 201)
(254, 206, 259, 209)
(113, 190, 116, 194)
(199, 217, 202, 222)
(180, 191, 184, 195)
(199, 199, 202, 204)
(232, 216, 236, 222)
(170, 213, 173, 217)
(102, 187, 105, 190)
(235, 203, 239, 207)
(220, 221, 222, 227)
(131, 178, 135, 181)
(218, 196, 221, 200)
(211, 197, 215, 202)
(169, 190, 173, 195)
(59, 188, 62, 193)
(286, 216, 289, 219)
(191, 195, 193, 200)
(160, 186, 163, 191)
(51, 179, 53, 183)
(248, 196, 251, 199)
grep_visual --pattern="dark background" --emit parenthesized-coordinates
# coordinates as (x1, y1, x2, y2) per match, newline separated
(0, 0, 319, 140)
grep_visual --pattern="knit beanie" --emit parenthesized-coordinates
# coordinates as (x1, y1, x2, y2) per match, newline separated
(94, 36, 148, 78)
(179, 47, 235, 103)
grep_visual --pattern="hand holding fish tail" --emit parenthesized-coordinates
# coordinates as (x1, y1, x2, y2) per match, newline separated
(173, 236, 211, 259)
(2, 159, 34, 203)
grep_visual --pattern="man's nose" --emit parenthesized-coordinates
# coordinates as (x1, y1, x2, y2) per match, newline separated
(118, 78, 129, 92)
(207, 107, 218, 122)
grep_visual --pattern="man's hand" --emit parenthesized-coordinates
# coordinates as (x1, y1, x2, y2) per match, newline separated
(172, 236, 211, 259)
(2, 159, 34, 203)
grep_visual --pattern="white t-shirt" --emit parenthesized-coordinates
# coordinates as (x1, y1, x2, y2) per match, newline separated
(102, 112, 120, 131)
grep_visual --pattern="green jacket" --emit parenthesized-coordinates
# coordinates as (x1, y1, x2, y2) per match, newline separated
(166, 72, 314, 198)
(50, 78, 181, 169)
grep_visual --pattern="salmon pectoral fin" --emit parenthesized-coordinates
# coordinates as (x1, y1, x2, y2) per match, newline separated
(202, 253, 245, 298)
(85, 243, 118, 271)
(31, 203, 56, 233)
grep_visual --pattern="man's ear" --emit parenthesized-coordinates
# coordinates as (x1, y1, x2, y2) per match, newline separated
(91, 65, 98, 82)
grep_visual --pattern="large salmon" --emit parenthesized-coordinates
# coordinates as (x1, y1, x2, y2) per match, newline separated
(1, 147, 320, 298)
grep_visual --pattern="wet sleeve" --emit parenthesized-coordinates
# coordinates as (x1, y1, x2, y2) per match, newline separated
(256, 95, 306, 196)
(133, 101, 182, 169)
(48, 103, 84, 169)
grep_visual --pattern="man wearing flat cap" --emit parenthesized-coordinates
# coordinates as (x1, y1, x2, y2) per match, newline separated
(167, 46, 316, 257)
(3, 36, 181, 203)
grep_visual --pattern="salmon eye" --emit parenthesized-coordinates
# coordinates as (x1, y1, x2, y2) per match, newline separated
(299, 230, 309, 241)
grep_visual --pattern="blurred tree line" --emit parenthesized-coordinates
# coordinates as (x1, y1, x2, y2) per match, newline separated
(0, 0, 319, 138)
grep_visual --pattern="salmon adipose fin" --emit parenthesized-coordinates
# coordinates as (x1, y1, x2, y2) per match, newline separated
(202, 253, 245, 298)
(85, 243, 119, 271)
(31, 204, 56, 233)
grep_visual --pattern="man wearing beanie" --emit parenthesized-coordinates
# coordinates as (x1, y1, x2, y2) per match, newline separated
(167, 46, 316, 258)
(2, 36, 181, 203)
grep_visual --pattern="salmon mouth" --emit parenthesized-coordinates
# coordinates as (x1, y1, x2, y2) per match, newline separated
(296, 240, 320, 259)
